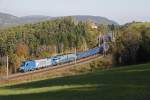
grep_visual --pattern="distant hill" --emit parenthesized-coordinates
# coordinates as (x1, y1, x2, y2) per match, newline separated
(0, 12, 118, 28)
(0, 13, 52, 27)
(72, 15, 118, 25)
(0, 12, 18, 27)
(17, 15, 52, 24)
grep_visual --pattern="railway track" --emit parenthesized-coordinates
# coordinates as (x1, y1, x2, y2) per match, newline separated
(0, 54, 103, 83)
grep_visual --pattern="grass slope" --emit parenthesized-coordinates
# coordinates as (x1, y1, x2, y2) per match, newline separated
(0, 63, 150, 100)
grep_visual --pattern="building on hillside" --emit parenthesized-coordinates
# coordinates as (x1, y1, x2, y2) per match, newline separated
(91, 23, 98, 29)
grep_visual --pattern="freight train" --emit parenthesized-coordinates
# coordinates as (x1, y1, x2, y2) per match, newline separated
(19, 46, 104, 72)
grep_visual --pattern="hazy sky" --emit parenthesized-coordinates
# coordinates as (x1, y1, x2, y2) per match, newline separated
(0, 0, 150, 24)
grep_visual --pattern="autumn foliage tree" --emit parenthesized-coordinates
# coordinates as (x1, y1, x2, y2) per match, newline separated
(16, 42, 29, 58)
(9, 42, 29, 73)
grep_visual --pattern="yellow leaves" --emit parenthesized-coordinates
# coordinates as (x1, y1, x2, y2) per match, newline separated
(16, 42, 29, 58)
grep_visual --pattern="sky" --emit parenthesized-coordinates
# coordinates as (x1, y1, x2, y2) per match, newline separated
(0, 0, 150, 24)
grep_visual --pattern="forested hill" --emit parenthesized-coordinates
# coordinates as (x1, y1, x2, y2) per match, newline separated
(0, 12, 118, 28)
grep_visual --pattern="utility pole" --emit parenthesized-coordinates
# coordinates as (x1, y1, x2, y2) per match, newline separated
(98, 34, 101, 47)
(75, 48, 77, 64)
(6, 55, 9, 79)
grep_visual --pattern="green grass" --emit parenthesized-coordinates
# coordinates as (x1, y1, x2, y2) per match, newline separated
(0, 63, 150, 100)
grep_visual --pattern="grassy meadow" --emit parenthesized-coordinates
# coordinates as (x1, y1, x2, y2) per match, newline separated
(0, 63, 150, 100)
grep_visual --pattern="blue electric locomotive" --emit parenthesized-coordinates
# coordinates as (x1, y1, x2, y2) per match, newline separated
(19, 58, 52, 72)
(51, 54, 77, 65)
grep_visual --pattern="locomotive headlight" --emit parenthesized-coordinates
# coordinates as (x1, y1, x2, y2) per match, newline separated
(19, 67, 24, 71)
(55, 59, 59, 63)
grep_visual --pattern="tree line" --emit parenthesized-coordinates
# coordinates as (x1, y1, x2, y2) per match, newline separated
(112, 22, 150, 66)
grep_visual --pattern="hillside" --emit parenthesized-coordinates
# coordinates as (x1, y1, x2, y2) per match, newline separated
(0, 12, 118, 28)
(0, 63, 150, 100)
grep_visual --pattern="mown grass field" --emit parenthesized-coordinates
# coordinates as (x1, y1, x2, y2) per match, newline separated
(0, 63, 150, 100)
